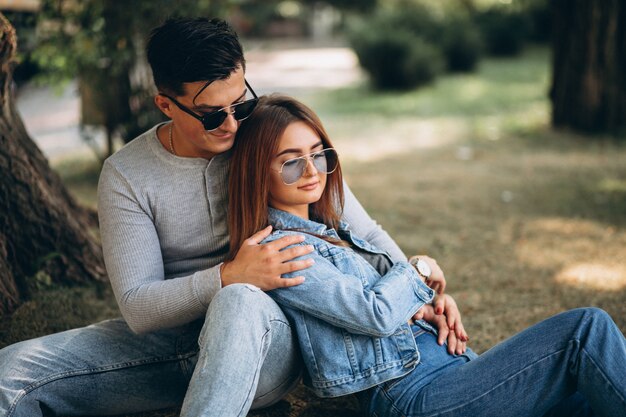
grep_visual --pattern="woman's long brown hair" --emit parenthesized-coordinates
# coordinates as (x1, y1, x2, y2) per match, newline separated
(227, 95, 344, 261)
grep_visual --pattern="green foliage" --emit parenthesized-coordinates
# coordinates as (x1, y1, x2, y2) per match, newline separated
(348, 1, 483, 90)
(351, 27, 444, 90)
(31, 0, 229, 150)
(474, 6, 531, 56)
(521, 0, 551, 43)
(26, 252, 62, 294)
(440, 15, 484, 72)
(34, 0, 227, 80)
(301, 0, 377, 12)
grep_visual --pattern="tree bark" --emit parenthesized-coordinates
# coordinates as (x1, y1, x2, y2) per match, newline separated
(0, 13, 106, 316)
(550, 0, 626, 134)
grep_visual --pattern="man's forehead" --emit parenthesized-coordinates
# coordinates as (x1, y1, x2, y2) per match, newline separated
(181, 69, 246, 106)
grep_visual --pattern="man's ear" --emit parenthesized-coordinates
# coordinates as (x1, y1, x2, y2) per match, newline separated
(154, 94, 174, 118)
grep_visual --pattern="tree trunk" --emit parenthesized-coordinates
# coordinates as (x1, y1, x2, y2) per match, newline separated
(0, 13, 106, 316)
(550, 0, 626, 134)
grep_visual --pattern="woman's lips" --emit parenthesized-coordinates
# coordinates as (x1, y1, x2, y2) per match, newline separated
(298, 181, 319, 191)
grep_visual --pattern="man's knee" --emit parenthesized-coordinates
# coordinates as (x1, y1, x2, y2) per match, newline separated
(212, 283, 263, 303)
(0, 340, 45, 415)
(201, 284, 288, 345)
(208, 283, 278, 319)
(0, 339, 40, 381)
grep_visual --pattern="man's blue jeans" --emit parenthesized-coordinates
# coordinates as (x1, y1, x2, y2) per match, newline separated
(363, 308, 626, 417)
(0, 284, 301, 417)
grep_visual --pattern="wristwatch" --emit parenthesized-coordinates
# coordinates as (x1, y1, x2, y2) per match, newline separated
(410, 257, 431, 281)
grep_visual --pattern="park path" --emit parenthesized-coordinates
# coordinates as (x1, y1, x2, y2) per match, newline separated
(15, 40, 363, 161)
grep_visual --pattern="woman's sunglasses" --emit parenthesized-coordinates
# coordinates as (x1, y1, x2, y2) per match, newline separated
(160, 80, 259, 131)
(275, 148, 339, 185)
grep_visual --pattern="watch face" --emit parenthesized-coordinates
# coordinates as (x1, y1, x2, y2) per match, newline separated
(416, 259, 431, 278)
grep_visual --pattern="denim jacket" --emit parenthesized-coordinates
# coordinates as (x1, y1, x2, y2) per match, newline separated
(265, 208, 435, 397)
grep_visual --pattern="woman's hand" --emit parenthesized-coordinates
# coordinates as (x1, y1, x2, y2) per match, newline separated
(412, 294, 469, 355)
(221, 226, 315, 290)
(408, 255, 446, 294)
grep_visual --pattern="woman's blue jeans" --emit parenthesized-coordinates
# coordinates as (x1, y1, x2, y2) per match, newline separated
(363, 307, 626, 417)
(0, 284, 302, 417)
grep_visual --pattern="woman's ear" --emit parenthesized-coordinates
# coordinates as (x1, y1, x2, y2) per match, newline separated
(154, 95, 174, 118)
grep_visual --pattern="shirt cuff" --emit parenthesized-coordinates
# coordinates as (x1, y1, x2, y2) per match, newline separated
(193, 263, 223, 307)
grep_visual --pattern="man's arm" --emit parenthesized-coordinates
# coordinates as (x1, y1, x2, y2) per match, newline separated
(99, 161, 312, 334)
(341, 181, 406, 262)
(98, 161, 221, 334)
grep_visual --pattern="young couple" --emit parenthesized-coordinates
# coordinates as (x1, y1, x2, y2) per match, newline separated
(0, 17, 624, 417)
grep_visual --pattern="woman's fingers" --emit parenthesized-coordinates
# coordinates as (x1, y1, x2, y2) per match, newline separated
(446, 329, 467, 355)
(434, 295, 445, 315)
(444, 296, 469, 341)
(412, 308, 425, 321)
(455, 319, 469, 342)
(436, 315, 449, 346)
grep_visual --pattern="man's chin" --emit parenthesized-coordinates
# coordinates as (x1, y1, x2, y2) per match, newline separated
(206, 135, 235, 153)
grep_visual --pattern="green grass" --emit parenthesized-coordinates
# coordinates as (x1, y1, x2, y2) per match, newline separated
(3, 46, 625, 416)
(311, 48, 550, 118)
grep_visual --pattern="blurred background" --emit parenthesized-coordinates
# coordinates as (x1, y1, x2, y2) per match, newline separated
(0, 0, 624, 416)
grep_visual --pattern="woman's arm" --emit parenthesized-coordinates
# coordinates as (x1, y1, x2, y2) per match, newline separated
(268, 239, 435, 338)
(98, 161, 221, 334)
(342, 181, 406, 262)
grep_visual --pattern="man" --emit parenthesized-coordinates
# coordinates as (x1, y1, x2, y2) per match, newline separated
(0, 18, 461, 417)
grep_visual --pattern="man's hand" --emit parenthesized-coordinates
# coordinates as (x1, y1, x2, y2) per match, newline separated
(221, 226, 314, 290)
(408, 255, 446, 294)
(412, 294, 469, 355)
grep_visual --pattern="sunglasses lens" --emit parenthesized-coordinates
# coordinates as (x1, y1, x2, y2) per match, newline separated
(201, 99, 259, 131)
(280, 158, 308, 185)
(202, 112, 228, 131)
(315, 149, 339, 173)
(233, 99, 258, 121)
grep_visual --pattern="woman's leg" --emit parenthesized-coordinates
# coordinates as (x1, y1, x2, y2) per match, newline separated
(542, 392, 594, 417)
(180, 283, 302, 417)
(367, 307, 625, 417)
(0, 318, 199, 417)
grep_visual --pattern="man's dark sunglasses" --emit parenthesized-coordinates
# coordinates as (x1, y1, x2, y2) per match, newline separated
(160, 80, 259, 131)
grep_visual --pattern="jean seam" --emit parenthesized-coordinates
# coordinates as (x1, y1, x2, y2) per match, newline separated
(581, 346, 626, 406)
(254, 319, 296, 403)
(379, 385, 407, 417)
(235, 326, 272, 417)
(7, 351, 196, 417)
(414, 348, 568, 417)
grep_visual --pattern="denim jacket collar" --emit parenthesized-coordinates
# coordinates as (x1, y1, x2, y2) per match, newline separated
(268, 207, 349, 235)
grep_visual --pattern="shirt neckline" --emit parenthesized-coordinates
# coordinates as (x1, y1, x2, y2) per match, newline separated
(148, 122, 214, 168)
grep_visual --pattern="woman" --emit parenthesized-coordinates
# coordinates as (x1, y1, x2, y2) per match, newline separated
(227, 95, 626, 417)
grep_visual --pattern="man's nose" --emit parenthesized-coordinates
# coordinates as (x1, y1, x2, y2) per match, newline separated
(219, 111, 238, 132)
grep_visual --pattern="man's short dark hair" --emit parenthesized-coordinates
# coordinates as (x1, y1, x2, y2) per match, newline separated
(146, 17, 245, 97)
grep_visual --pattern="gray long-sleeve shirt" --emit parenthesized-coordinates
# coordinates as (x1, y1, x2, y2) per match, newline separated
(97, 124, 405, 334)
